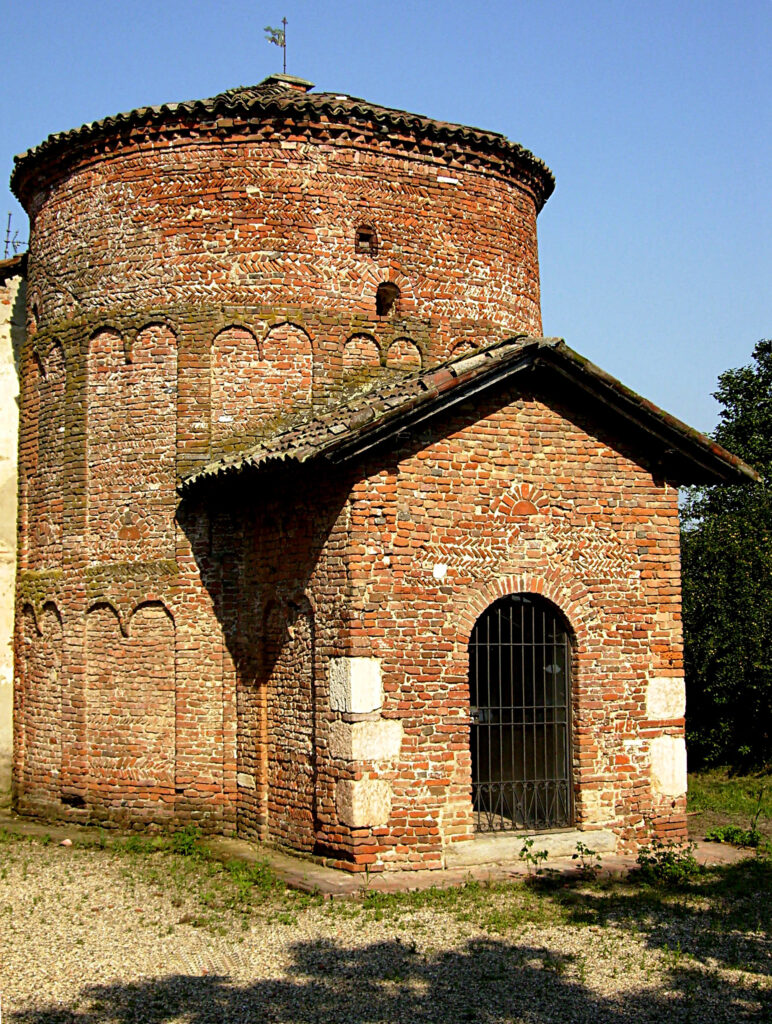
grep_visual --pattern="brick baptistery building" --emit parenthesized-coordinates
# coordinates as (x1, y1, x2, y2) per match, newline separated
(10, 74, 757, 871)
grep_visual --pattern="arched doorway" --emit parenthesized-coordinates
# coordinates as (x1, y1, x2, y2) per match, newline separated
(469, 593, 573, 832)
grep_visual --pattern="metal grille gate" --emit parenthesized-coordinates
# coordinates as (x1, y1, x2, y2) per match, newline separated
(469, 594, 573, 832)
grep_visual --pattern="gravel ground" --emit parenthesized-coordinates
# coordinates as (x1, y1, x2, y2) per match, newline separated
(1, 836, 770, 1023)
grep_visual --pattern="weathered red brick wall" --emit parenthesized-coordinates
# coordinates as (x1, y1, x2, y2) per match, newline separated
(14, 95, 546, 837)
(191, 377, 685, 872)
(84, 602, 175, 815)
(315, 387, 683, 870)
(25, 342, 65, 569)
(211, 323, 313, 454)
(15, 603, 62, 808)
(87, 326, 177, 561)
(22, 125, 543, 351)
(12, 89, 685, 865)
(333, 382, 686, 867)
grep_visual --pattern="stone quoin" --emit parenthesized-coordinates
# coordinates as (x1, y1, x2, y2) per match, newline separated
(9, 74, 758, 871)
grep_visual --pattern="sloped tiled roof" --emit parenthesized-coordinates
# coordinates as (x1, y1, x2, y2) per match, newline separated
(11, 75, 554, 210)
(0, 252, 27, 282)
(180, 336, 760, 492)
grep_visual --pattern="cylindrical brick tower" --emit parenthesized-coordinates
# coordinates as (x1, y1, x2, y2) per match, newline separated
(10, 74, 556, 861)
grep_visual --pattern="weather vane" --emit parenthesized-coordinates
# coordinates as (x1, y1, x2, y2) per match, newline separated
(264, 17, 287, 74)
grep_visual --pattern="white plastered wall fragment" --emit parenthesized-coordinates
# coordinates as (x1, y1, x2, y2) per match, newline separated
(329, 656, 383, 713)
(647, 676, 686, 719)
(650, 735, 687, 796)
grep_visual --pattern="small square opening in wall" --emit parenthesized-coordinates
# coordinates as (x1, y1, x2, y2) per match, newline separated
(355, 225, 378, 256)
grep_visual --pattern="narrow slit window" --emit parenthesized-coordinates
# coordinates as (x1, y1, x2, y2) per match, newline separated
(376, 281, 400, 317)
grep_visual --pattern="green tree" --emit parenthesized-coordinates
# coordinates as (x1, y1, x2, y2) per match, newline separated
(681, 340, 772, 769)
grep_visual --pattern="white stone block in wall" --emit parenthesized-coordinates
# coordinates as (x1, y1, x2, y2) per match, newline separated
(336, 778, 392, 827)
(329, 657, 382, 713)
(650, 735, 687, 796)
(236, 772, 256, 790)
(647, 676, 686, 720)
(579, 789, 604, 825)
(329, 719, 403, 761)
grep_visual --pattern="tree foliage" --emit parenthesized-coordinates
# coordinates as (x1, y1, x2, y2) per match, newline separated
(681, 340, 772, 769)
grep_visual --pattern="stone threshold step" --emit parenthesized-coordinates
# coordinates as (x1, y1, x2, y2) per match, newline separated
(444, 828, 617, 868)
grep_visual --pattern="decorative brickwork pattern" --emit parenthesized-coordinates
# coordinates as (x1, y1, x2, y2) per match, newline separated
(211, 323, 313, 455)
(87, 326, 176, 561)
(386, 337, 422, 370)
(85, 602, 175, 812)
(342, 333, 380, 373)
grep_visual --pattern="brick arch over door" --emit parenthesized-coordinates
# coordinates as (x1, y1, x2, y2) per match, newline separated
(456, 573, 591, 651)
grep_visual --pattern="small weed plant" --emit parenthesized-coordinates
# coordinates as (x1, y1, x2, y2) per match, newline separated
(170, 825, 202, 857)
(572, 840, 602, 879)
(519, 838, 549, 876)
(636, 836, 699, 886)
(704, 824, 762, 848)
(704, 784, 768, 852)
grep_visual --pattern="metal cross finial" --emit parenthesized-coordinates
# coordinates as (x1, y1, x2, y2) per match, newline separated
(264, 17, 288, 74)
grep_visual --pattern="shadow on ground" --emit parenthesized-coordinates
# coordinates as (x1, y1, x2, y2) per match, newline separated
(544, 857, 772, 978)
(9, 930, 771, 1024)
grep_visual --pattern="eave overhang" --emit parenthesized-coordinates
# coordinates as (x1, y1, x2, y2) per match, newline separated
(0, 252, 27, 283)
(179, 337, 760, 495)
(11, 79, 555, 213)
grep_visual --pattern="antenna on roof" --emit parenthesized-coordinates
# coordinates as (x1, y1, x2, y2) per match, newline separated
(4, 213, 24, 259)
(264, 17, 288, 74)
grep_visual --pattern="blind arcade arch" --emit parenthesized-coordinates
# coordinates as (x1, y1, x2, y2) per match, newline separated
(469, 593, 573, 832)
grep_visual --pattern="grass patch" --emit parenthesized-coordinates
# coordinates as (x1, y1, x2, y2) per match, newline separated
(4, 816, 770, 955)
(688, 770, 772, 817)
(704, 824, 763, 848)
(687, 769, 772, 843)
(354, 877, 571, 934)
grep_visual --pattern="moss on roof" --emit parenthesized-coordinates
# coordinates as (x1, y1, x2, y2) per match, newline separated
(180, 335, 760, 492)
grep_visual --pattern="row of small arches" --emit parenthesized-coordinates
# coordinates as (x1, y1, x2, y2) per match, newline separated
(18, 597, 175, 640)
(29, 321, 482, 375)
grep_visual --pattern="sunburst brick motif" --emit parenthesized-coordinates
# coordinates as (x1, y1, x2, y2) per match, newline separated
(494, 482, 549, 518)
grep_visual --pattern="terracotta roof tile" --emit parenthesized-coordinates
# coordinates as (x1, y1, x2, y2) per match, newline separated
(180, 336, 760, 492)
(12, 76, 554, 210)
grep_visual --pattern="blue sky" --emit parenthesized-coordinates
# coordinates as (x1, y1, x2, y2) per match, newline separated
(2, 0, 769, 432)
